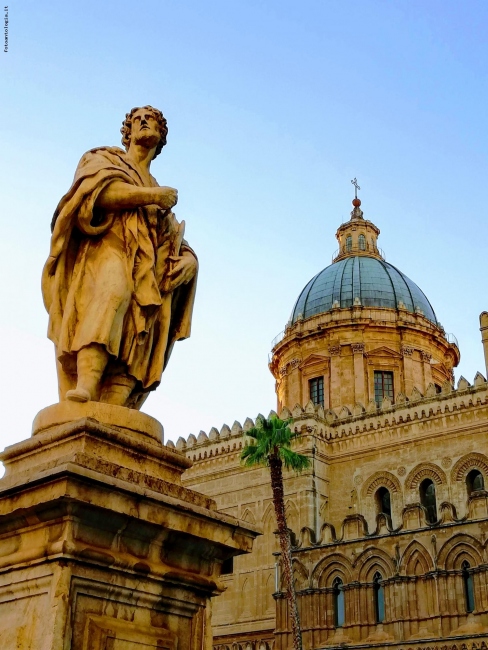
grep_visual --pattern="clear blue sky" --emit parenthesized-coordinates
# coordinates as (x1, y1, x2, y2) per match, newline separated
(1, 0, 487, 453)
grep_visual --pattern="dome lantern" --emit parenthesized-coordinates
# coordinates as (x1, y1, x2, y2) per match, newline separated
(334, 181, 382, 262)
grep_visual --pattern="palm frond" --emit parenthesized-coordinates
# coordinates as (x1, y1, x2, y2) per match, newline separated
(240, 414, 309, 475)
(280, 445, 311, 472)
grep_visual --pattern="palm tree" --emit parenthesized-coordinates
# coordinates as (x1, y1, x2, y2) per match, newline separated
(241, 415, 310, 650)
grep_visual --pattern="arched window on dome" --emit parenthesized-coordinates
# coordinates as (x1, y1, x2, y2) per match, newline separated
(375, 487, 391, 518)
(373, 572, 385, 623)
(466, 469, 484, 496)
(332, 577, 345, 627)
(462, 561, 475, 613)
(346, 236, 352, 252)
(358, 234, 366, 251)
(419, 478, 437, 523)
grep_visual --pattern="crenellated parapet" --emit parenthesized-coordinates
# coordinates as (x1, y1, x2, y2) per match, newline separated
(278, 371, 488, 443)
(170, 413, 275, 460)
(177, 371, 488, 463)
(182, 370, 488, 540)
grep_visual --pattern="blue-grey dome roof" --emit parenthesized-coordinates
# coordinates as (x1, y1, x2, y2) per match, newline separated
(291, 256, 438, 325)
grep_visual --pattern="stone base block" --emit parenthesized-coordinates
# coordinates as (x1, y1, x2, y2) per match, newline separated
(0, 403, 260, 650)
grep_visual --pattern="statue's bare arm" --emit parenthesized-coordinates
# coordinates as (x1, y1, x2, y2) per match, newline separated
(96, 181, 177, 211)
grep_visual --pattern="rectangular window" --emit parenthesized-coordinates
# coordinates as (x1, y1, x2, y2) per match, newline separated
(374, 371, 394, 406)
(309, 377, 324, 406)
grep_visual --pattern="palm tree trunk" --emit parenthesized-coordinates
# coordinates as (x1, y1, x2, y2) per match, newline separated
(269, 454, 303, 650)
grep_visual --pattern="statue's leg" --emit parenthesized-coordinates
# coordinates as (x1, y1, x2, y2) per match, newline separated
(100, 375, 137, 407)
(66, 344, 109, 403)
(55, 350, 76, 401)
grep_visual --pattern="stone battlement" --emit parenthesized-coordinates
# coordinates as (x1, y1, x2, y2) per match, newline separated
(171, 371, 488, 460)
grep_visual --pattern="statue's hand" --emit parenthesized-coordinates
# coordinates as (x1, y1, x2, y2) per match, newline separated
(165, 252, 197, 292)
(155, 186, 178, 210)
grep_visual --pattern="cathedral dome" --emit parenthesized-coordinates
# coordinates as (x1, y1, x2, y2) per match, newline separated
(290, 255, 438, 325)
(271, 188, 459, 415)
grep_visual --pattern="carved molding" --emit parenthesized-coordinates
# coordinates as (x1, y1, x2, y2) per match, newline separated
(329, 345, 341, 356)
(451, 452, 488, 482)
(420, 351, 432, 362)
(351, 343, 365, 354)
(405, 463, 447, 489)
(84, 615, 178, 650)
(363, 471, 401, 497)
(401, 345, 414, 357)
(278, 357, 302, 379)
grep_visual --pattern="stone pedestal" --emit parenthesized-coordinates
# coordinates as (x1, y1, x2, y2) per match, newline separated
(0, 402, 259, 650)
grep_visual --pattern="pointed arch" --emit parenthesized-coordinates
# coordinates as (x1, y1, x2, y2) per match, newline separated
(281, 558, 308, 591)
(261, 503, 276, 538)
(353, 546, 396, 582)
(265, 571, 275, 613)
(239, 576, 255, 618)
(405, 462, 446, 489)
(241, 508, 256, 524)
(451, 453, 488, 482)
(311, 552, 353, 588)
(285, 499, 299, 534)
(363, 471, 401, 497)
(260, 502, 278, 560)
(437, 533, 484, 570)
(262, 502, 275, 526)
(400, 539, 434, 575)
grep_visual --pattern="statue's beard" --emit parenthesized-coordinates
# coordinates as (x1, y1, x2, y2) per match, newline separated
(133, 132, 160, 150)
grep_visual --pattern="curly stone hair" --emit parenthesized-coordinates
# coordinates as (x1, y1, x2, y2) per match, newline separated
(120, 105, 168, 159)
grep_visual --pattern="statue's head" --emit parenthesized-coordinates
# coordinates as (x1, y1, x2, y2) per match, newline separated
(121, 106, 168, 159)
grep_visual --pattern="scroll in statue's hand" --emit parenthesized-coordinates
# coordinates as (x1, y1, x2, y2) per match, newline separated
(165, 253, 198, 292)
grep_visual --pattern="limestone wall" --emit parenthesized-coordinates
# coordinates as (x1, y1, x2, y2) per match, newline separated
(181, 373, 488, 648)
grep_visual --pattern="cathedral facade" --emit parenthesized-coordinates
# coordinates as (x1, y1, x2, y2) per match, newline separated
(177, 198, 488, 650)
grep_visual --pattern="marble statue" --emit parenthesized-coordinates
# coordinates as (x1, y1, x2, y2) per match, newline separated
(42, 106, 198, 409)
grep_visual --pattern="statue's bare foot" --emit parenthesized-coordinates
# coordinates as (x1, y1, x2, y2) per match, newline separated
(66, 387, 91, 402)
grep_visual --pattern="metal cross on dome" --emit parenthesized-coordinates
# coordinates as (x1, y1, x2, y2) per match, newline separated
(351, 177, 361, 199)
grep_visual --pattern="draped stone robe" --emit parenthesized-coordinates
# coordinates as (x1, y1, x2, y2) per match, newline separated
(42, 146, 197, 408)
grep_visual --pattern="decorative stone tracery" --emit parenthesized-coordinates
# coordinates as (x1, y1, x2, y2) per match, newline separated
(363, 471, 401, 497)
(405, 462, 447, 489)
(436, 533, 485, 570)
(312, 552, 354, 588)
(353, 546, 396, 581)
(400, 539, 434, 574)
(451, 452, 488, 482)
